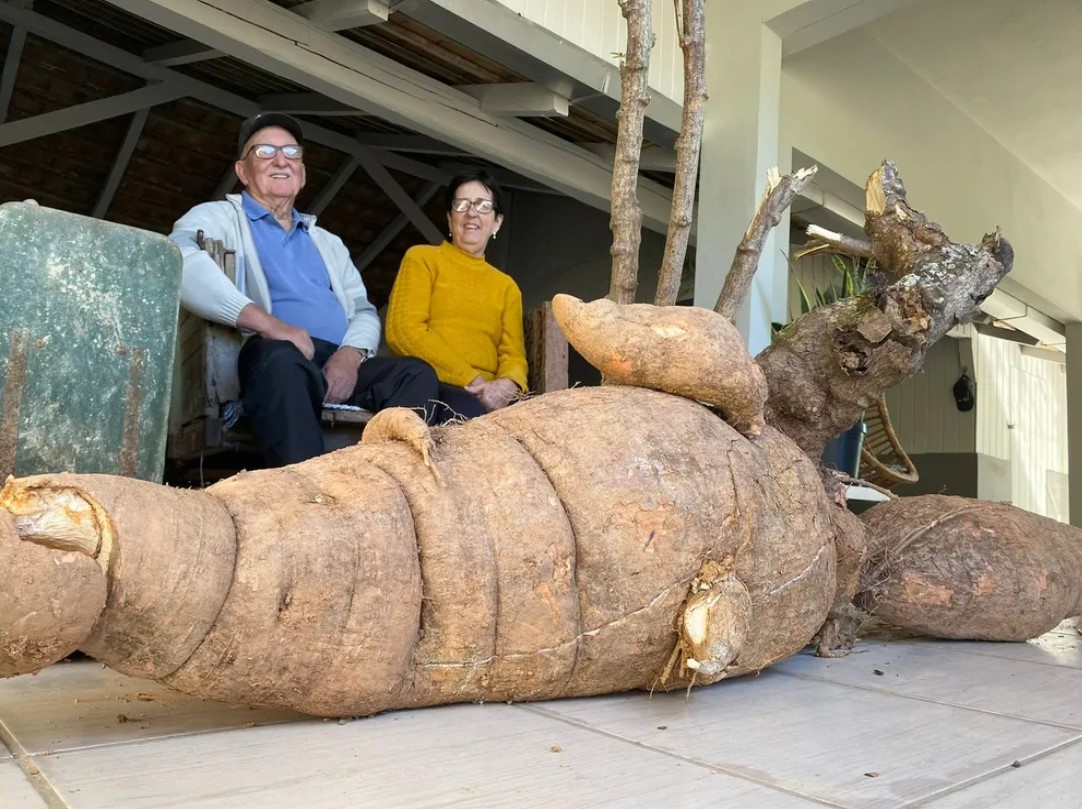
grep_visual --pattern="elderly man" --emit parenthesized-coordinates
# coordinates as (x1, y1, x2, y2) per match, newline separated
(170, 112, 442, 467)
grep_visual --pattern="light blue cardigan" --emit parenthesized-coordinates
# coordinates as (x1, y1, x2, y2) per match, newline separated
(169, 193, 381, 354)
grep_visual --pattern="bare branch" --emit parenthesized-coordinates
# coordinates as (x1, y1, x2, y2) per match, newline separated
(795, 225, 874, 261)
(714, 165, 818, 319)
(655, 0, 706, 306)
(756, 161, 1014, 459)
(608, 0, 654, 305)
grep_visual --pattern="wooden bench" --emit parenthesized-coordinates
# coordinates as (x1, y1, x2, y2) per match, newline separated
(166, 233, 371, 482)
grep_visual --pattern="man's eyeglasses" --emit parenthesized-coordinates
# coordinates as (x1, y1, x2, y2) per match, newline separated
(451, 198, 495, 214)
(245, 143, 304, 160)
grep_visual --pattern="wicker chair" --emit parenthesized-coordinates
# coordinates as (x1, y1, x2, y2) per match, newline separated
(858, 395, 919, 489)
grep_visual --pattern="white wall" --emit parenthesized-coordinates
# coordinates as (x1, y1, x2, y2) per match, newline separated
(781, 28, 1082, 324)
(884, 339, 977, 456)
(973, 334, 1069, 521)
(492, 0, 684, 102)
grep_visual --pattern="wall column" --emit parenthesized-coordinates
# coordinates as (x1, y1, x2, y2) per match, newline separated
(1066, 324, 1082, 526)
(694, 4, 786, 355)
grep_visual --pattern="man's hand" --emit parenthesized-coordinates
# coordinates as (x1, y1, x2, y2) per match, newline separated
(322, 346, 364, 404)
(237, 303, 315, 360)
(465, 376, 519, 412)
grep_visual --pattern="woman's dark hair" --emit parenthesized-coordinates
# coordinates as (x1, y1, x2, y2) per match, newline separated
(444, 169, 505, 216)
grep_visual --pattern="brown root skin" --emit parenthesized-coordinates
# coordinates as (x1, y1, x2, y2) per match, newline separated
(857, 495, 1082, 640)
(0, 508, 107, 677)
(0, 386, 836, 717)
(552, 294, 767, 437)
(757, 162, 1012, 459)
(813, 506, 867, 657)
(362, 407, 442, 485)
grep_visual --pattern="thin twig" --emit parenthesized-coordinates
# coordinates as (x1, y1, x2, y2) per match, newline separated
(795, 225, 874, 261)
(714, 166, 818, 319)
(608, 0, 654, 305)
(829, 470, 898, 501)
(655, 0, 705, 306)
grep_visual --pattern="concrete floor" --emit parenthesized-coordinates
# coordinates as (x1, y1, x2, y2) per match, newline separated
(1, 621, 1080, 808)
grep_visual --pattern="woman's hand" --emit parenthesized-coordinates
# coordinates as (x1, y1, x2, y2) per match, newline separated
(466, 377, 519, 411)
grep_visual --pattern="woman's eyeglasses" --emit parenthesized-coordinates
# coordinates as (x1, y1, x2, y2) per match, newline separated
(451, 198, 495, 214)
(245, 144, 304, 160)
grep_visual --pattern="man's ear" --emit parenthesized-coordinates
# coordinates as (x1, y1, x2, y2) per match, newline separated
(233, 160, 247, 189)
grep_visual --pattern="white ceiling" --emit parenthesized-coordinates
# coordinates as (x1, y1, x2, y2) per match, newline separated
(865, 0, 1082, 212)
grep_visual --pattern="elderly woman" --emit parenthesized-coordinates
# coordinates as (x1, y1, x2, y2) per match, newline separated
(386, 170, 528, 419)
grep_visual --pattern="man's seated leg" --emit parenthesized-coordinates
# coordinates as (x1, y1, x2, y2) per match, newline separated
(434, 382, 487, 421)
(349, 356, 446, 424)
(238, 337, 327, 466)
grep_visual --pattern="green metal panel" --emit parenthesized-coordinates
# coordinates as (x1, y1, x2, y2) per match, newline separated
(0, 202, 182, 482)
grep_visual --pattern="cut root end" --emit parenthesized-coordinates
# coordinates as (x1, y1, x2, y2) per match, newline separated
(652, 561, 752, 695)
(0, 477, 110, 559)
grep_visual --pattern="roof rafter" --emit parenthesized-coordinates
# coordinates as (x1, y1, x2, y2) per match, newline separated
(0, 82, 185, 147)
(0, 3, 448, 186)
(92, 92, 153, 218)
(308, 154, 358, 216)
(355, 180, 442, 272)
(0, 24, 27, 125)
(96, 0, 674, 231)
(136, 0, 392, 68)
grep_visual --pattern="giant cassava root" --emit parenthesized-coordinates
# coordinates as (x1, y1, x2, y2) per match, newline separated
(552, 294, 768, 436)
(857, 495, 1082, 640)
(1, 386, 839, 717)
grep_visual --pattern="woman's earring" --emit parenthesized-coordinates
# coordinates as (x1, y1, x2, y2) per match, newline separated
(492, 230, 499, 241)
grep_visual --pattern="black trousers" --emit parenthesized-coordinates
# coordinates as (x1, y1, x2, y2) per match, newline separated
(238, 336, 447, 467)
(436, 383, 487, 421)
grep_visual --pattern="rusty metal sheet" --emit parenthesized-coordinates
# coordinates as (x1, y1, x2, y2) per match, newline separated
(0, 202, 182, 481)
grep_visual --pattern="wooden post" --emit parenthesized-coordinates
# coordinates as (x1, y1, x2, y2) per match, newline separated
(526, 301, 569, 394)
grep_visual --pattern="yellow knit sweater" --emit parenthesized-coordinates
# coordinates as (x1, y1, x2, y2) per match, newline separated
(386, 242, 528, 390)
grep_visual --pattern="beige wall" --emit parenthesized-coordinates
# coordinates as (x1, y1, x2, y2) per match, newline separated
(781, 28, 1082, 324)
(492, 0, 684, 102)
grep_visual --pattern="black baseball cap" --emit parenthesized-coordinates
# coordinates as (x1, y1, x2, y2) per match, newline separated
(237, 112, 304, 156)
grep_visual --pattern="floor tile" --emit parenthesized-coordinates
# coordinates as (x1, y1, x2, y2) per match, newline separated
(0, 660, 302, 755)
(0, 761, 48, 808)
(527, 670, 1078, 809)
(32, 703, 818, 809)
(897, 632, 1082, 670)
(918, 738, 1082, 807)
(775, 640, 1082, 728)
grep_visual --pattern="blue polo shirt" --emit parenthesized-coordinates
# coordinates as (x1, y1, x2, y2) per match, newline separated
(242, 192, 348, 345)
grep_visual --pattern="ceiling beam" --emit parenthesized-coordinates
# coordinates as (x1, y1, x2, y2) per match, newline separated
(458, 82, 569, 118)
(403, 0, 681, 143)
(294, 0, 389, 31)
(0, 25, 27, 125)
(581, 143, 678, 173)
(141, 0, 391, 66)
(355, 180, 443, 271)
(353, 147, 443, 245)
(257, 92, 371, 117)
(142, 38, 222, 66)
(92, 101, 151, 218)
(351, 132, 468, 155)
(767, 0, 923, 56)
(308, 154, 358, 216)
(0, 82, 184, 147)
(97, 0, 674, 232)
